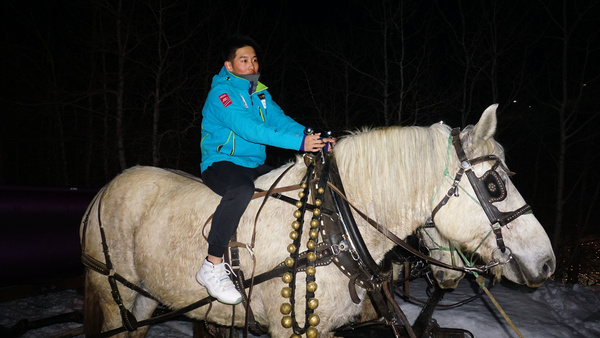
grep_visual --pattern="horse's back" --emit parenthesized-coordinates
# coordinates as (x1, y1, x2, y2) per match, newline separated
(81, 166, 216, 300)
(100, 165, 210, 223)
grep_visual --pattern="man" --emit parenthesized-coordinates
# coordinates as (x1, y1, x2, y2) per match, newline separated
(197, 35, 334, 304)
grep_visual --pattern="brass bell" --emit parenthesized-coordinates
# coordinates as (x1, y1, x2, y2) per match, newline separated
(289, 230, 299, 240)
(298, 191, 305, 198)
(281, 315, 293, 328)
(287, 243, 297, 254)
(282, 273, 293, 284)
(307, 252, 316, 262)
(307, 297, 319, 309)
(314, 199, 322, 206)
(291, 221, 300, 230)
(313, 208, 321, 216)
(306, 266, 316, 276)
(301, 182, 307, 189)
(296, 200, 303, 208)
(280, 302, 292, 315)
(310, 219, 319, 228)
(281, 286, 292, 298)
(306, 327, 318, 338)
(306, 239, 316, 250)
(317, 187, 325, 194)
(285, 257, 295, 267)
(306, 281, 318, 293)
(308, 313, 320, 326)
(309, 229, 318, 239)
(293, 210, 302, 218)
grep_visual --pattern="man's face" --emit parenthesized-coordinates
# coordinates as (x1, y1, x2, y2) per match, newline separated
(225, 46, 258, 75)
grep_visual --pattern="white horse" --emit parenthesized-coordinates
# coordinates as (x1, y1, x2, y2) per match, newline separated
(80, 104, 555, 337)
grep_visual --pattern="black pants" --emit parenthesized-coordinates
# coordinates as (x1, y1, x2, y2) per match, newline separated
(201, 161, 272, 258)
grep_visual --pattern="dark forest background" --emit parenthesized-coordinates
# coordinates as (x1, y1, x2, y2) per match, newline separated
(1, 0, 599, 285)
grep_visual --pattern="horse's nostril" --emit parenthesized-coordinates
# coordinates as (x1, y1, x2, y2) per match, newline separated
(435, 270, 445, 282)
(543, 259, 554, 278)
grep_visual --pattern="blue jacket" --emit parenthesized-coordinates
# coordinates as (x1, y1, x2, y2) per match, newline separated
(200, 67, 305, 173)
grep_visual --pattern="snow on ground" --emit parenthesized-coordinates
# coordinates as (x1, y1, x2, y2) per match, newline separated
(400, 276, 600, 337)
(1, 276, 599, 337)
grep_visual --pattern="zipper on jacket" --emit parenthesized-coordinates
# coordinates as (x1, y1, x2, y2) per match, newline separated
(216, 131, 235, 156)
(200, 129, 209, 154)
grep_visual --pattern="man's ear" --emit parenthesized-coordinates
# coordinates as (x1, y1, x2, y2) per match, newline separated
(224, 61, 233, 71)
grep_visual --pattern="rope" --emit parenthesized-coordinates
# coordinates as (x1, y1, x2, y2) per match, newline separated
(432, 132, 481, 208)
(475, 274, 524, 338)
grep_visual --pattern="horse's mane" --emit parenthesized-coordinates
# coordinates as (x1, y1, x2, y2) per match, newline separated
(332, 122, 505, 240)
(333, 124, 448, 238)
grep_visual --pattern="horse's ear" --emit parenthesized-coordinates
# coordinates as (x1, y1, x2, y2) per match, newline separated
(472, 104, 498, 142)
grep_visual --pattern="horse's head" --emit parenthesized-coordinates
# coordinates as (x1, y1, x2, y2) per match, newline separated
(432, 104, 555, 287)
(417, 227, 465, 289)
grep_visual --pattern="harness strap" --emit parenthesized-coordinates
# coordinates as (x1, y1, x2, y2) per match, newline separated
(94, 186, 141, 332)
(241, 242, 335, 287)
(227, 163, 299, 337)
(428, 166, 465, 225)
(326, 182, 483, 274)
(81, 254, 159, 302)
(347, 275, 361, 303)
(89, 295, 216, 338)
(325, 159, 389, 283)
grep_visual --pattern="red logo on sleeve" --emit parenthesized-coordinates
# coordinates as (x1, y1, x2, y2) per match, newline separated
(219, 93, 232, 107)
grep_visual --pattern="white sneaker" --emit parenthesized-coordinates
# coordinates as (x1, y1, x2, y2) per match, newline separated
(196, 259, 243, 305)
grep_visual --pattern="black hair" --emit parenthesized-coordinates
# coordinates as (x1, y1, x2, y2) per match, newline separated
(221, 35, 261, 62)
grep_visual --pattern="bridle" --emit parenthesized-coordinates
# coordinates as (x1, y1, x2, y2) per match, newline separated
(427, 128, 532, 259)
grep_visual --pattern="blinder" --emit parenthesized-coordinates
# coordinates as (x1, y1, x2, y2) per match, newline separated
(477, 169, 507, 203)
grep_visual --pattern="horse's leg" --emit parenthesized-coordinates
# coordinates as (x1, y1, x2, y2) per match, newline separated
(89, 273, 144, 338)
(83, 270, 104, 336)
(127, 294, 159, 338)
(85, 271, 156, 338)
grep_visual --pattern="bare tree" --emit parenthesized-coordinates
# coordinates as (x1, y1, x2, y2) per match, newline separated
(538, 0, 600, 251)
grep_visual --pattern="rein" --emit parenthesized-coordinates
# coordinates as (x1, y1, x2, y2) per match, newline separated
(326, 182, 491, 275)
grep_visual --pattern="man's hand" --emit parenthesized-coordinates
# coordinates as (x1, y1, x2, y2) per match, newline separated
(304, 133, 337, 152)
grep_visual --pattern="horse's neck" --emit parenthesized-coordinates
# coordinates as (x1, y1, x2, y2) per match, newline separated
(335, 127, 448, 263)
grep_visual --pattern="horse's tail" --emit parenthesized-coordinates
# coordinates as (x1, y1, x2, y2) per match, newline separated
(83, 269, 104, 336)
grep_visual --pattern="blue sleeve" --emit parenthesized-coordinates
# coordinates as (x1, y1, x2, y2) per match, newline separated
(263, 94, 306, 136)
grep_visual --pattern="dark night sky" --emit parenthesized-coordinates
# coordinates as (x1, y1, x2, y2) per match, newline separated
(1, 0, 599, 250)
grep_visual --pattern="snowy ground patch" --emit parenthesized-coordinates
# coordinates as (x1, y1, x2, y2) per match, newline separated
(1, 276, 599, 337)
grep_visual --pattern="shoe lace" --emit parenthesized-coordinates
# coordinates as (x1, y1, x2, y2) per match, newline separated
(215, 262, 238, 286)
(223, 262, 238, 278)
